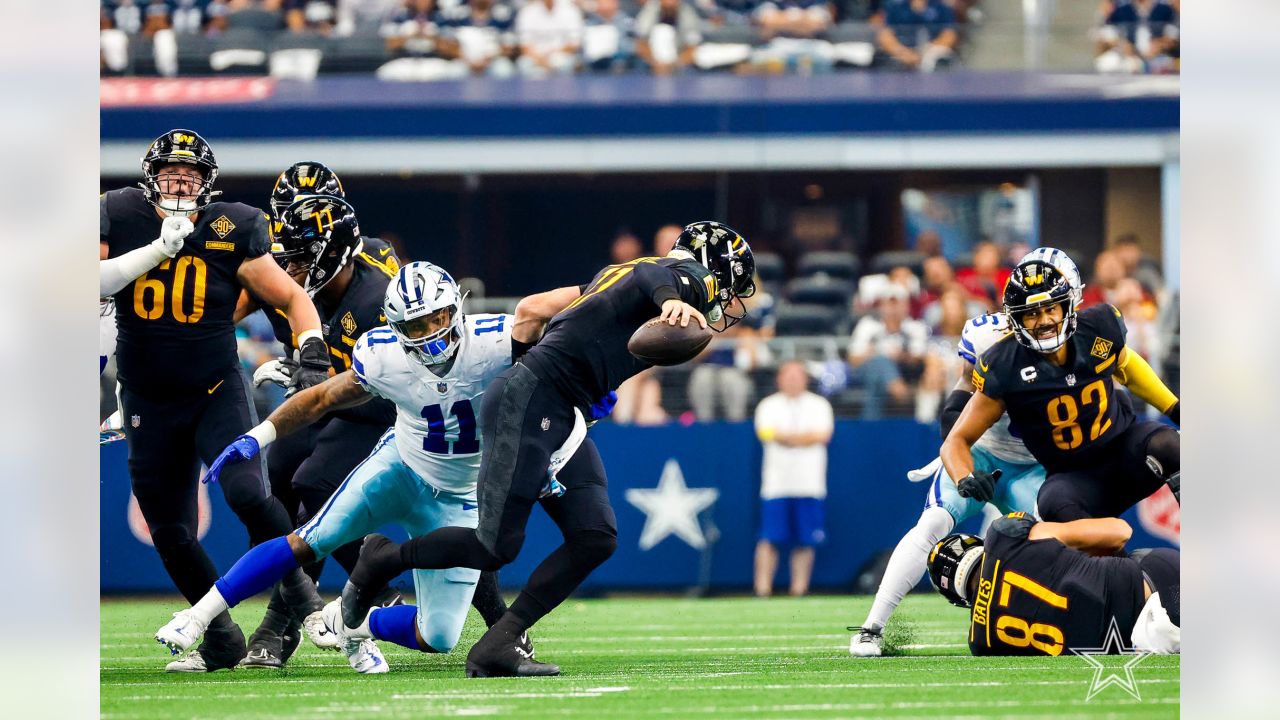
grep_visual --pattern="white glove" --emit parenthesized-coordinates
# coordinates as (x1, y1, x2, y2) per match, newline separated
(155, 216, 194, 258)
(253, 357, 298, 388)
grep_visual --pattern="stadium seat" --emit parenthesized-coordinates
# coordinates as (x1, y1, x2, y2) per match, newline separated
(774, 303, 842, 336)
(175, 34, 217, 76)
(753, 252, 786, 286)
(869, 250, 926, 276)
(797, 251, 861, 282)
(322, 32, 391, 75)
(785, 276, 854, 311)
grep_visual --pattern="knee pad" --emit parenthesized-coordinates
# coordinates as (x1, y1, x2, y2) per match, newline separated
(1036, 481, 1086, 522)
(492, 531, 526, 567)
(567, 528, 618, 568)
(149, 524, 196, 559)
(1144, 427, 1180, 480)
(915, 506, 956, 547)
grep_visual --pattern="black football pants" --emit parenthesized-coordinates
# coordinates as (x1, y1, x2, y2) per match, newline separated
(398, 363, 618, 631)
(120, 367, 317, 616)
(1037, 420, 1176, 522)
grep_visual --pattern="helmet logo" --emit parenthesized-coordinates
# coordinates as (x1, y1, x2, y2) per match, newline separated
(298, 175, 318, 188)
(1024, 270, 1043, 286)
(173, 133, 195, 144)
(211, 215, 236, 239)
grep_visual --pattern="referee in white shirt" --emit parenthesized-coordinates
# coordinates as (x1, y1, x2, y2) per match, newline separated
(753, 360, 835, 597)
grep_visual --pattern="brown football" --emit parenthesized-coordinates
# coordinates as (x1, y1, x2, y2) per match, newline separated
(627, 317, 713, 366)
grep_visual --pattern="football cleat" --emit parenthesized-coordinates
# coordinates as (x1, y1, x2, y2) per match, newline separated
(155, 609, 207, 655)
(465, 628, 560, 678)
(342, 534, 404, 630)
(237, 644, 284, 670)
(165, 649, 208, 673)
(279, 624, 303, 664)
(848, 626, 884, 658)
(321, 598, 388, 674)
(303, 609, 340, 651)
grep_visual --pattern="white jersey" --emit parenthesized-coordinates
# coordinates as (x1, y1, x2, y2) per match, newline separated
(958, 314, 1037, 465)
(351, 313, 514, 497)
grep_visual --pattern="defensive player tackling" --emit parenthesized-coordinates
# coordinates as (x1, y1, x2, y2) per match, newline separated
(156, 261, 553, 673)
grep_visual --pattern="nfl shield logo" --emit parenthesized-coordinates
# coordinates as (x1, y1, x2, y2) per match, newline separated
(1066, 374, 1077, 387)
(436, 382, 448, 394)
(130, 414, 141, 428)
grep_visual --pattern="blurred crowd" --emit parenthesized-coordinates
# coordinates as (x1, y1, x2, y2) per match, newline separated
(1093, 0, 1179, 75)
(585, 227, 1179, 424)
(100, 0, 980, 78)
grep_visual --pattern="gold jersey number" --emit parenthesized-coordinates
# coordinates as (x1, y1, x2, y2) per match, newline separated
(133, 257, 207, 323)
(993, 569, 1069, 656)
(1046, 379, 1114, 451)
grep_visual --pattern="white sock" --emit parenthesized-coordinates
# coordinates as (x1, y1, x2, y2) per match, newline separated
(190, 587, 230, 626)
(862, 506, 955, 631)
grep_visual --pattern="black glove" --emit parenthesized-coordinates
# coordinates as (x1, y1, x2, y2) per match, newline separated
(288, 336, 331, 397)
(957, 469, 1002, 503)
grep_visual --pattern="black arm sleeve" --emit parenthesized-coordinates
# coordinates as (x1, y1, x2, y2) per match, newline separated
(512, 337, 535, 362)
(940, 389, 973, 440)
(632, 261, 684, 309)
(99, 194, 111, 243)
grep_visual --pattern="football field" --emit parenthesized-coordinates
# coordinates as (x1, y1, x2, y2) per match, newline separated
(101, 595, 1178, 719)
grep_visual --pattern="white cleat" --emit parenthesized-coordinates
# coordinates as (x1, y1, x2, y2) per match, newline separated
(165, 650, 208, 673)
(345, 638, 389, 674)
(303, 609, 340, 651)
(156, 610, 207, 656)
(321, 598, 388, 674)
(849, 626, 884, 657)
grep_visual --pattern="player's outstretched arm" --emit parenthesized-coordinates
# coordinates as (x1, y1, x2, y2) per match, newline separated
(238, 254, 331, 392)
(204, 371, 370, 484)
(1113, 347, 1180, 425)
(940, 390, 1004, 488)
(513, 286, 582, 343)
(1029, 518, 1132, 556)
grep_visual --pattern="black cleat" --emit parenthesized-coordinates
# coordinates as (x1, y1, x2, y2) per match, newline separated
(464, 629, 560, 678)
(197, 624, 247, 672)
(342, 534, 403, 630)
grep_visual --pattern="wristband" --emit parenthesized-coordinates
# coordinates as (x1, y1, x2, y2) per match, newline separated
(246, 421, 277, 447)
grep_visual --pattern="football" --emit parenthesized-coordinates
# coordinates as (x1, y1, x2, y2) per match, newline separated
(628, 317, 713, 366)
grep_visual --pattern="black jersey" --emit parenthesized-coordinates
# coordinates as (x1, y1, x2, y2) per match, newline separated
(262, 236, 399, 372)
(521, 256, 718, 410)
(968, 513, 1145, 657)
(972, 305, 1135, 472)
(102, 188, 271, 396)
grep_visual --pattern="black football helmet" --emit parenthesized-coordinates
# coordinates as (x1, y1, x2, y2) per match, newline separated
(269, 161, 345, 228)
(140, 129, 220, 216)
(274, 195, 363, 297)
(673, 220, 756, 330)
(1003, 259, 1079, 353)
(927, 533, 985, 608)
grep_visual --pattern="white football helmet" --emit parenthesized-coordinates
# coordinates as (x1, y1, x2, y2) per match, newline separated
(1018, 247, 1084, 309)
(383, 261, 466, 367)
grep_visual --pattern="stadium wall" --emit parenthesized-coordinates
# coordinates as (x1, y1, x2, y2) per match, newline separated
(100, 420, 1180, 594)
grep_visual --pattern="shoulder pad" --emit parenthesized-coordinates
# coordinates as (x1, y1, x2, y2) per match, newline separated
(351, 327, 398, 386)
(958, 314, 1012, 363)
(987, 513, 1036, 542)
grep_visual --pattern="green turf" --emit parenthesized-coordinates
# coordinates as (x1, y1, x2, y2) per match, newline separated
(101, 595, 1178, 719)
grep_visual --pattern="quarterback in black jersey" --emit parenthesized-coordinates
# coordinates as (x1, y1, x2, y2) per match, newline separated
(343, 221, 755, 678)
(928, 513, 1180, 656)
(942, 256, 1180, 522)
(100, 130, 332, 672)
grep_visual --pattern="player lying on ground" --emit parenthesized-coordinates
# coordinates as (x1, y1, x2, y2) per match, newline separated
(943, 253, 1180, 523)
(157, 261, 592, 673)
(928, 513, 1180, 655)
(850, 248, 1082, 657)
(341, 221, 754, 678)
(104, 129, 333, 672)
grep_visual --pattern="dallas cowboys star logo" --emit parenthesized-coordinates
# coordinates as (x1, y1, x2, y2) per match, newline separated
(1070, 616, 1152, 701)
(624, 459, 718, 550)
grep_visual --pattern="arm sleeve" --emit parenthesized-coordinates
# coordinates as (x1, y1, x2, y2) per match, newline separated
(1114, 347, 1178, 414)
(100, 243, 168, 296)
(940, 389, 973, 439)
